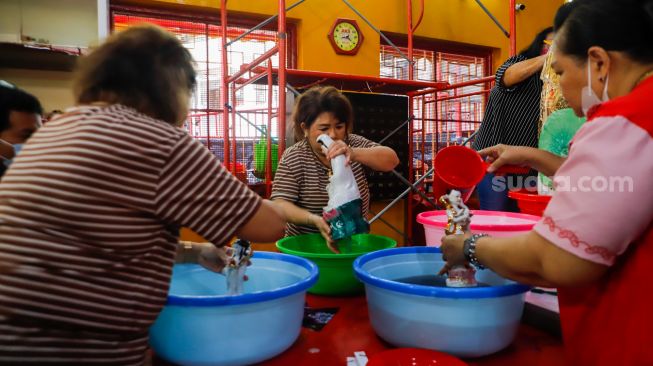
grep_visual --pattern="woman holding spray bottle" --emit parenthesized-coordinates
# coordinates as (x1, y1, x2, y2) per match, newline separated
(271, 86, 399, 252)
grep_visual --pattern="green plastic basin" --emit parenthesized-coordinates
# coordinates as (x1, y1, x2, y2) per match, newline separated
(276, 233, 397, 295)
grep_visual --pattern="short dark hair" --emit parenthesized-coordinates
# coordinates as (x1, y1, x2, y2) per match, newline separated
(291, 86, 353, 141)
(553, 2, 579, 31)
(558, 0, 653, 63)
(519, 27, 553, 60)
(73, 25, 197, 125)
(0, 86, 43, 132)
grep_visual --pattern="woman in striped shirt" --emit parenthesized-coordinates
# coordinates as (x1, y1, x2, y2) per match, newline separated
(0, 25, 286, 365)
(472, 27, 554, 212)
(271, 86, 399, 252)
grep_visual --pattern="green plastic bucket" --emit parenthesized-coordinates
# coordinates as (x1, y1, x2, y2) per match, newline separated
(276, 233, 397, 295)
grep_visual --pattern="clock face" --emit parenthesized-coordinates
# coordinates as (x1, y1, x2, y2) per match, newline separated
(332, 22, 360, 52)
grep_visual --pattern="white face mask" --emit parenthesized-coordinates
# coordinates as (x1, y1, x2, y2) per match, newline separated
(2, 143, 23, 168)
(581, 58, 610, 116)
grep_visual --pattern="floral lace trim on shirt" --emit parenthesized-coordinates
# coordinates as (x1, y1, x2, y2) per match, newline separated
(541, 216, 616, 261)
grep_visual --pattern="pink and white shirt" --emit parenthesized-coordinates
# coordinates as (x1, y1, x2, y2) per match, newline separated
(533, 80, 653, 266)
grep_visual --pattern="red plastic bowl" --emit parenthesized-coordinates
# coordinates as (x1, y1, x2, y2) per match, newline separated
(508, 189, 552, 216)
(367, 348, 467, 366)
(434, 146, 486, 189)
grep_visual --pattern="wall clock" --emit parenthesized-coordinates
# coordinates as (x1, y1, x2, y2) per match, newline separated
(328, 18, 363, 55)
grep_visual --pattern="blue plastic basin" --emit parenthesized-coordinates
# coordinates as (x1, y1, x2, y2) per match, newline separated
(150, 251, 318, 366)
(354, 247, 530, 358)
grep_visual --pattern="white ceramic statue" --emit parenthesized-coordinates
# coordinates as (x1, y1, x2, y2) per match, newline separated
(440, 190, 472, 235)
(224, 239, 252, 295)
(439, 190, 477, 287)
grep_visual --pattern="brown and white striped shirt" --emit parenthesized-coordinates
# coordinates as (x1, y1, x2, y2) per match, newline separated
(0, 104, 261, 365)
(270, 134, 378, 237)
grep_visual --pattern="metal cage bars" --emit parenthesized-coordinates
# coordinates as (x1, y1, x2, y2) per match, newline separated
(404, 76, 495, 241)
(220, 0, 517, 245)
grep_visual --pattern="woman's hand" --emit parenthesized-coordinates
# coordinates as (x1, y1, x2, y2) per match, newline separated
(199, 244, 236, 273)
(177, 242, 249, 274)
(308, 214, 339, 253)
(325, 140, 353, 165)
(478, 144, 531, 173)
(478, 144, 566, 177)
(438, 233, 470, 275)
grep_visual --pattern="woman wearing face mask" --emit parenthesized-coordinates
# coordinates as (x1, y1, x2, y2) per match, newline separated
(271, 86, 399, 252)
(472, 27, 554, 212)
(440, 0, 653, 364)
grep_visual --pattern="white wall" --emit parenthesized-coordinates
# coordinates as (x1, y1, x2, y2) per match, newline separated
(0, 0, 104, 47)
(0, 0, 22, 42)
(0, 0, 111, 112)
(0, 68, 75, 112)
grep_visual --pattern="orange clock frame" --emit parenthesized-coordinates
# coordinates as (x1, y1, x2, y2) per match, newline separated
(327, 18, 364, 56)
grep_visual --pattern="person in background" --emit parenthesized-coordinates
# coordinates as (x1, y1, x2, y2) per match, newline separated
(538, 2, 579, 131)
(441, 0, 653, 364)
(0, 83, 43, 177)
(471, 27, 553, 211)
(537, 1, 586, 195)
(271, 86, 399, 252)
(0, 25, 286, 365)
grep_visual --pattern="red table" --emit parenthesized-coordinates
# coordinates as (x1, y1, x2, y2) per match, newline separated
(258, 294, 565, 366)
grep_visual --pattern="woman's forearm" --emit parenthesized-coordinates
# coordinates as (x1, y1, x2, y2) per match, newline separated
(474, 231, 608, 287)
(272, 199, 317, 227)
(474, 234, 556, 287)
(501, 55, 546, 88)
(272, 198, 334, 250)
(525, 148, 566, 177)
(176, 241, 211, 263)
(351, 146, 399, 172)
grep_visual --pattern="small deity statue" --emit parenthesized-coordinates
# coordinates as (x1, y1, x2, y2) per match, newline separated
(439, 190, 472, 235)
(224, 239, 253, 295)
(439, 190, 477, 287)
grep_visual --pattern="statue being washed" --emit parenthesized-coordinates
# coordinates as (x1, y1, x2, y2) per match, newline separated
(439, 190, 478, 287)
